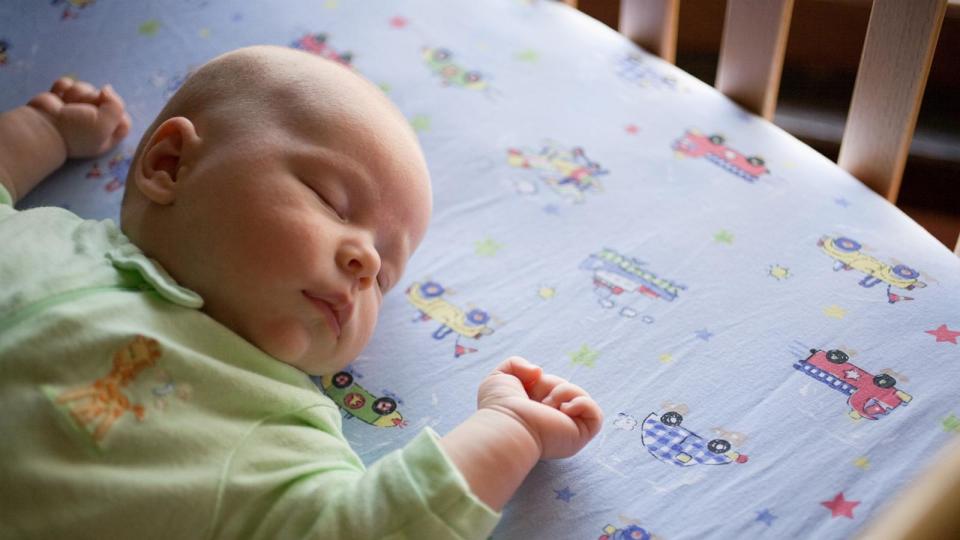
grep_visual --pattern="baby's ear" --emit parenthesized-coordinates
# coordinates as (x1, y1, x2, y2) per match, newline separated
(134, 116, 199, 205)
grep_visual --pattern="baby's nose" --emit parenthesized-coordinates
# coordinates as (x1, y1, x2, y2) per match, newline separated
(338, 241, 381, 290)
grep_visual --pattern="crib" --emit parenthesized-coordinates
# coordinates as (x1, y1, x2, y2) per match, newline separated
(2, 1, 959, 538)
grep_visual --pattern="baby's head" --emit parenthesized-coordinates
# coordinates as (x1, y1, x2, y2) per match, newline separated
(121, 45, 432, 375)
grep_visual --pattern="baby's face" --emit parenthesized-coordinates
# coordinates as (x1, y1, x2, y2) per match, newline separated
(156, 78, 431, 375)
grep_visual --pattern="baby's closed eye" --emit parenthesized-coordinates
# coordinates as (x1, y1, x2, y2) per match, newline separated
(304, 180, 346, 222)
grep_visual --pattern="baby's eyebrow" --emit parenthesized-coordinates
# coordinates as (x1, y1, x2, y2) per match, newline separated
(299, 150, 370, 208)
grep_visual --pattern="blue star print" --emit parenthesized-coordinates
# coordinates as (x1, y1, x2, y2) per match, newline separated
(695, 329, 714, 341)
(755, 509, 776, 526)
(554, 486, 575, 502)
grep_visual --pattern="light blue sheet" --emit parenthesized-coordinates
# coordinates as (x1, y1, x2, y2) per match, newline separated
(3, 1, 959, 538)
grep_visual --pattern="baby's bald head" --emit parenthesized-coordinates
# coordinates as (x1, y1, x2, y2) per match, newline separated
(122, 45, 424, 220)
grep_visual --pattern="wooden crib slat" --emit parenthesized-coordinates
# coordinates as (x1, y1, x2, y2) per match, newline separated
(714, 0, 794, 120)
(837, 0, 947, 203)
(618, 0, 680, 64)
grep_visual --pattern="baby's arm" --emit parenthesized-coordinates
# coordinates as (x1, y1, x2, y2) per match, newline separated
(0, 78, 131, 202)
(440, 356, 603, 510)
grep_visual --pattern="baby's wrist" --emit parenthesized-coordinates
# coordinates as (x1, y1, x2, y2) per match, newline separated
(25, 94, 67, 159)
(440, 408, 542, 510)
(0, 104, 68, 202)
(24, 100, 67, 160)
(474, 406, 543, 459)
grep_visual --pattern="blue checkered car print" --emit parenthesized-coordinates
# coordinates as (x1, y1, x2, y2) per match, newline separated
(641, 413, 733, 466)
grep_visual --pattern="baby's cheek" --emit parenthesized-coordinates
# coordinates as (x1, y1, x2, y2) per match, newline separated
(258, 318, 312, 368)
(353, 306, 380, 350)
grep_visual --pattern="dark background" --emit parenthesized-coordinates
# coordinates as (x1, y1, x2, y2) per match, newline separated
(576, 0, 960, 249)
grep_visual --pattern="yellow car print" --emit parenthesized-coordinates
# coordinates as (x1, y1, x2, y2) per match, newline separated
(406, 281, 493, 340)
(818, 236, 926, 293)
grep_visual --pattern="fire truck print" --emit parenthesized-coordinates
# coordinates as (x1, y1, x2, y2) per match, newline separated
(422, 47, 487, 91)
(292, 33, 353, 65)
(641, 412, 749, 467)
(86, 153, 131, 193)
(818, 235, 926, 303)
(672, 129, 769, 182)
(794, 349, 913, 420)
(406, 281, 494, 357)
(507, 142, 608, 203)
(580, 248, 685, 318)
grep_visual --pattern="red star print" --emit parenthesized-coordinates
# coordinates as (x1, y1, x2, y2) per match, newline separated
(821, 492, 860, 519)
(926, 324, 960, 344)
(389, 16, 408, 28)
(625, 124, 639, 135)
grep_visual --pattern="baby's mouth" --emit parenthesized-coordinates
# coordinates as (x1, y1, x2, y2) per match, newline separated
(302, 291, 343, 337)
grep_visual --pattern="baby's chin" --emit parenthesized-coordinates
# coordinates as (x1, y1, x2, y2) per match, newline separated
(256, 318, 368, 377)
(257, 319, 324, 374)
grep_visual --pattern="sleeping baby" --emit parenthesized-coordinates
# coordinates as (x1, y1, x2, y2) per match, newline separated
(0, 45, 602, 538)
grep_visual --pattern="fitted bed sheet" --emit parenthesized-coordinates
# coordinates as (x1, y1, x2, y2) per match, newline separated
(2, 1, 960, 538)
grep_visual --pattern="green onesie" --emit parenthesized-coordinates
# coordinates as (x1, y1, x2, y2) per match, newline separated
(0, 184, 499, 539)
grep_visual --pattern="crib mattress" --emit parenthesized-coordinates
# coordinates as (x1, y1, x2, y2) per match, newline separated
(2, 1, 959, 538)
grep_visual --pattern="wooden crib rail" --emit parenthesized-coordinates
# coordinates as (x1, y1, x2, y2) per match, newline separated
(567, 0, 957, 253)
(618, 0, 680, 63)
(714, 0, 794, 121)
(618, 0, 795, 122)
(837, 0, 947, 204)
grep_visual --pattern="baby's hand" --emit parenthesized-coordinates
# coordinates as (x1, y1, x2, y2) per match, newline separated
(27, 77, 132, 158)
(477, 356, 603, 459)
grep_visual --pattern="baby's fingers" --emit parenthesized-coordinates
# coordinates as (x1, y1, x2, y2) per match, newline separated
(50, 77, 75, 98)
(560, 396, 603, 438)
(57, 97, 124, 157)
(541, 381, 586, 409)
(57, 102, 99, 147)
(52, 77, 100, 104)
(27, 92, 64, 119)
(96, 85, 126, 131)
(98, 84, 126, 111)
(109, 111, 132, 148)
(100, 86, 131, 147)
